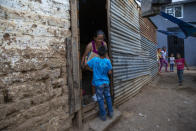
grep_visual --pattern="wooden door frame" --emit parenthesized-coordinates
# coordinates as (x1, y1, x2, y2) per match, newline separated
(68, 0, 82, 128)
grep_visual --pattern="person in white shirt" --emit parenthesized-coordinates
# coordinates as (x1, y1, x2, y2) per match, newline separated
(169, 53, 175, 72)
(159, 47, 168, 72)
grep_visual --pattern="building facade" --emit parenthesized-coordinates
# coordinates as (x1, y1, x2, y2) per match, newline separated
(151, 0, 196, 66)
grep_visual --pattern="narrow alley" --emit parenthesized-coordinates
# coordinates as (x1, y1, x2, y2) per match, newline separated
(109, 69, 196, 131)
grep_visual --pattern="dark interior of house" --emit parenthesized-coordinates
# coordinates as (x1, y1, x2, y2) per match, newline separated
(79, 0, 108, 105)
(168, 35, 184, 59)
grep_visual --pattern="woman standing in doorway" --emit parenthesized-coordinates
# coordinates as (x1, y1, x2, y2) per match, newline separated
(81, 30, 109, 101)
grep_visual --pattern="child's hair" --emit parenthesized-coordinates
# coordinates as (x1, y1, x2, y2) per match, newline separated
(98, 45, 107, 57)
(162, 46, 166, 50)
(177, 53, 181, 58)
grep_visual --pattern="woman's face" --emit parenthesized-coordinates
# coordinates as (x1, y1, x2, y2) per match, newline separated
(95, 35, 104, 45)
(158, 49, 161, 53)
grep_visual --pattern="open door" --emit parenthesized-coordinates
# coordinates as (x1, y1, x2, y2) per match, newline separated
(78, 0, 112, 121)
(168, 36, 184, 58)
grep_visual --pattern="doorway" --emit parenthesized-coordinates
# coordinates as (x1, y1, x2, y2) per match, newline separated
(168, 36, 184, 58)
(79, 0, 109, 106)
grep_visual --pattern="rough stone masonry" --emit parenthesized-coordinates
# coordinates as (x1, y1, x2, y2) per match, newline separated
(0, 0, 71, 130)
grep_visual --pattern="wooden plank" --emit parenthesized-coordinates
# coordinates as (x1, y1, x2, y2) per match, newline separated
(69, 0, 81, 113)
(82, 102, 97, 114)
(82, 109, 99, 123)
(66, 37, 74, 114)
(68, 0, 82, 128)
(76, 109, 82, 128)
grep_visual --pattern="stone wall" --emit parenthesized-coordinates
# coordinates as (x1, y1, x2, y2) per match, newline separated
(0, 0, 71, 130)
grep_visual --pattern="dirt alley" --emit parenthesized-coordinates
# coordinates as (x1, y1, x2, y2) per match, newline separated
(109, 70, 196, 131)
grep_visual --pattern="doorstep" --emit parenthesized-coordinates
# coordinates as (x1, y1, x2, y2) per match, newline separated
(88, 109, 121, 131)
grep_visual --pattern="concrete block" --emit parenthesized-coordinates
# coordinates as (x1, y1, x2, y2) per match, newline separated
(89, 109, 121, 131)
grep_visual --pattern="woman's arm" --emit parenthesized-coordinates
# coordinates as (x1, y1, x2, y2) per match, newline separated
(81, 43, 92, 67)
(84, 58, 93, 71)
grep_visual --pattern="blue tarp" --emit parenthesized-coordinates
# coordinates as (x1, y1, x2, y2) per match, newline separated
(158, 11, 196, 39)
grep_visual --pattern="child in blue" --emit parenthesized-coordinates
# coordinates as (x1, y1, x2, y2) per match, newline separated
(86, 45, 113, 121)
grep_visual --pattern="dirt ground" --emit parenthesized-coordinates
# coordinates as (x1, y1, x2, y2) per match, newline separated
(109, 70, 196, 131)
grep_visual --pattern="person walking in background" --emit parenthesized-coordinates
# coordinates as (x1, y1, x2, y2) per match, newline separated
(175, 53, 189, 86)
(157, 48, 162, 74)
(159, 47, 168, 72)
(169, 53, 175, 72)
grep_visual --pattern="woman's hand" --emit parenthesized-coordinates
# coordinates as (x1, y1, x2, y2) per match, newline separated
(81, 43, 92, 69)
(108, 70, 112, 75)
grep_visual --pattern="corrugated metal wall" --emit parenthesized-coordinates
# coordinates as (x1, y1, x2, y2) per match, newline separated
(110, 0, 154, 106)
(140, 11, 158, 79)
(141, 36, 158, 79)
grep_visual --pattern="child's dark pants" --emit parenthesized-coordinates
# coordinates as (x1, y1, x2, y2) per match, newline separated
(170, 64, 174, 72)
(177, 70, 184, 83)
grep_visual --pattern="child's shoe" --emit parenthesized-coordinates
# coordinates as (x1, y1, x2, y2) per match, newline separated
(92, 94, 97, 102)
(100, 115, 107, 121)
(108, 112, 113, 119)
(179, 82, 183, 86)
